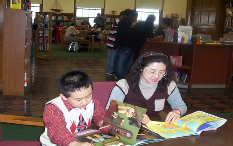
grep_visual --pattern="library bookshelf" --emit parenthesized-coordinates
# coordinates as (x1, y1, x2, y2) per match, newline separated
(2, 9, 32, 96)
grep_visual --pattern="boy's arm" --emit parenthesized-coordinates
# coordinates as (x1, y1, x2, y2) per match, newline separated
(92, 99, 107, 127)
(43, 104, 78, 145)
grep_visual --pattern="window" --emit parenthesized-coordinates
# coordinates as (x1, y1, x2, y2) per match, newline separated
(31, 4, 40, 23)
(136, 9, 160, 26)
(76, 7, 102, 27)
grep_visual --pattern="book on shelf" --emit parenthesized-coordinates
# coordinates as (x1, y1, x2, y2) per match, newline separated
(74, 100, 150, 145)
(10, 0, 21, 9)
(142, 111, 227, 139)
(175, 72, 180, 82)
(180, 73, 187, 82)
(177, 26, 193, 44)
(170, 56, 182, 66)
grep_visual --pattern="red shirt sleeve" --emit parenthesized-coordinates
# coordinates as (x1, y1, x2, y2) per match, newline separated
(43, 104, 78, 146)
(92, 99, 107, 127)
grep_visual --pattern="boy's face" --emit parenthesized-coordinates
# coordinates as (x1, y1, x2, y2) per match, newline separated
(61, 85, 92, 108)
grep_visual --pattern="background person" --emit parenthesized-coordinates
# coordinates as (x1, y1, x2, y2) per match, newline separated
(113, 9, 138, 81)
(106, 50, 187, 123)
(124, 14, 156, 61)
(93, 13, 106, 29)
(64, 23, 78, 41)
(154, 18, 171, 38)
(40, 70, 106, 146)
(106, 11, 125, 76)
(81, 20, 91, 30)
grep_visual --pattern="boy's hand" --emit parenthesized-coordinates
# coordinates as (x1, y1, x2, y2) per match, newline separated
(69, 141, 93, 146)
(142, 114, 150, 124)
(165, 110, 180, 123)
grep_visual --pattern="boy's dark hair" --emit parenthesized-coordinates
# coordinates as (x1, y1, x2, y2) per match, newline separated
(146, 14, 156, 22)
(71, 23, 75, 26)
(58, 70, 93, 98)
(126, 50, 173, 93)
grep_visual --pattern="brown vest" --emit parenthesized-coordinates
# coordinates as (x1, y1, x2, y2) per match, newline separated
(123, 78, 169, 116)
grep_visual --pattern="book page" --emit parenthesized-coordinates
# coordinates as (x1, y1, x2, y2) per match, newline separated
(143, 121, 198, 138)
(143, 111, 227, 138)
(177, 111, 227, 132)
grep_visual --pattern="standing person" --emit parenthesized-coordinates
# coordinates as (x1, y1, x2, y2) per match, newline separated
(93, 13, 106, 29)
(40, 70, 106, 146)
(114, 9, 138, 81)
(154, 18, 171, 38)
(124, 14, 156, 61)
(106, 50, 187, 124)
(106, 11, 124, 76)
(64, 23, 78, 41)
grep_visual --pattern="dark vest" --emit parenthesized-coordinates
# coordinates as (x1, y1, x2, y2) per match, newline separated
(122, 78, 169, 116)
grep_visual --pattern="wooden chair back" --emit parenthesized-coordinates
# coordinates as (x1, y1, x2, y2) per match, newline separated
(78, 30, 91, 51)
(90, 30, 105, 52)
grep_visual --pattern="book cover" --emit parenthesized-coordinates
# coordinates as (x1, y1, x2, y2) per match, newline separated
(180, 73, 187, 82)
(74, 100, 148, 145)
(10, 0, 21, 9)
(175, 72, 180, 82)
(100, 100, 147, 145)
(170, 56, 182, 66)
(177, 26, 193, 44)
(142, 111, 227, 139)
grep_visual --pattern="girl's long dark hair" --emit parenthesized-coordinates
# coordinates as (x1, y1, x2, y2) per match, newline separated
(126, 50, 173, 92)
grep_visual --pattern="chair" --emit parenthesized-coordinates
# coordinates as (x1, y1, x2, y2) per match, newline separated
(77, 30, 91, 51)
(59, 29, 73, 50)
(90, 30, 106, 52)
(92, 82, 116, 108)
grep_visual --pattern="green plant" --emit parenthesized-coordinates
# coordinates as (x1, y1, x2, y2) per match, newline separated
(65, 22, 72, 28)
(106, 24, 112, 30)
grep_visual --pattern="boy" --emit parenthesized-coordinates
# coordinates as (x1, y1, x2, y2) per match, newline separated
(40, 70, 106, 146)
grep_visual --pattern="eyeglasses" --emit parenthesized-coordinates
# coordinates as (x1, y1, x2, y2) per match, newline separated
(144, 68, 167, 77)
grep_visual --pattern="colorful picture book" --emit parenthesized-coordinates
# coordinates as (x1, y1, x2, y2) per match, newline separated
(100, 100, 147, 145)
(74, 100, 148, 145)
(180, 73, 187, 82)
(142, 111, 227, 139)
(170, 56, 182, 66)
(74, 128, 164, 146)
(177, 26, 193, 44)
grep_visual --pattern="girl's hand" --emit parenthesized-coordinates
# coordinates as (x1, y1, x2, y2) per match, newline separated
(142, 114, 150, 124)
(165, 110, 181, 123)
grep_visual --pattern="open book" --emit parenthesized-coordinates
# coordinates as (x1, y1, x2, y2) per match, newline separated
(74, 100, 148, 145)
(143, 111, 227, 139)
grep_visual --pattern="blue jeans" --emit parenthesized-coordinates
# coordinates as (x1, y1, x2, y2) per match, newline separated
(114, 46, 134, 81)
(106, 49, 116, 73)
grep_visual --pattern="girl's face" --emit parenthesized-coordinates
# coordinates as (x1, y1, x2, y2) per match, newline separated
(141, 62, 167, 84)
